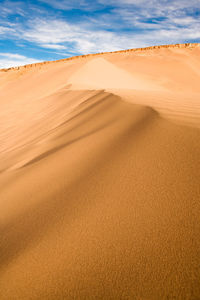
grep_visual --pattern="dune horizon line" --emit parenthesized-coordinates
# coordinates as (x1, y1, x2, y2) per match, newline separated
(1, 42, 200, 72)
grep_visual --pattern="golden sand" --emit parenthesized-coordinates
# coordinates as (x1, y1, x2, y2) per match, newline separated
(0, 44, 200, 299)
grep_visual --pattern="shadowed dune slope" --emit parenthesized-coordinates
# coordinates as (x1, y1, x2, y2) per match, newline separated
(0, 44, 200, 299)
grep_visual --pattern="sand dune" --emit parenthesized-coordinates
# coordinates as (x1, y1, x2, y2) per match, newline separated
(0, 44, 200, 299)
(68, 57, 163, 91)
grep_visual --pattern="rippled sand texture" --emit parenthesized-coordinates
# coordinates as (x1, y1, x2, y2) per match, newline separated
(0, 43, 200, 299)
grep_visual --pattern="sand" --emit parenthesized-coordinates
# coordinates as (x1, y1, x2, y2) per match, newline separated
(0, 43, 200, 299)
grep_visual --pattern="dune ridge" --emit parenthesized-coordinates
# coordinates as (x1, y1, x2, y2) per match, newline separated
(0, 44, 200, 299)
(0, 42, 199, 72)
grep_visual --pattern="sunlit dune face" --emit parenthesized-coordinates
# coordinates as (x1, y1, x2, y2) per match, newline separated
(0, 44, 200, 300)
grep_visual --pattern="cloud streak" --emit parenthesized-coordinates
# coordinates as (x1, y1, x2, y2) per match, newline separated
(0, 0, 200, 67)
(0, 53, 42, 69)
(16, 16, 200, 55)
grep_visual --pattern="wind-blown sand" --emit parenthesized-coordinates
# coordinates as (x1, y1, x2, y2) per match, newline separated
(0, 43, 200, 299)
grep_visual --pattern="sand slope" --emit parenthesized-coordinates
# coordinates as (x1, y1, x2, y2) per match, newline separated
(68, 57, 163, 91)
(0, 44, 200, 299)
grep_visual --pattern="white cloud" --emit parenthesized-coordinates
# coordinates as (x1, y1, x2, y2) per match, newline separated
(22, 19, 73, 44)
(100, 0, 200, 9)
(109, 7, 200, 31)
(39, 0, 101, 10)
(42, 44, 67, 50)
(20, 19, 128, 53)
(16, 17, 200, 56)
(0, 0, 27, 16)
(0, 25, 15, 35)
(40, 0, 200, 12)
(0, 0, 199, 69)
(0, 53, 42, 69)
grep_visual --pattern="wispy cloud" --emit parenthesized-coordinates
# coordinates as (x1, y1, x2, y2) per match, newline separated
(0, 0, 27, 17)
(42, 44, 67, 50)
(39, 0, 102, 11)
(17, 19, 142, 54)
(0, 25, 15, 35)
(40, 0, 200, 13)
(16, 16, 200, 55)
(0, 0, 200, 67)
(0, 53, 42, 69)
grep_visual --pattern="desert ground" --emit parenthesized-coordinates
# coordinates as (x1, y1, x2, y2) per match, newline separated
(0, 43, 200, 299)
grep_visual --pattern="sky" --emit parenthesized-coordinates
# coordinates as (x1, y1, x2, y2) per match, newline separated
(0, 0, 200, 68)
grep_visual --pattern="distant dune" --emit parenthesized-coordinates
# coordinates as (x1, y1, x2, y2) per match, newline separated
(0, 43, 200, 299)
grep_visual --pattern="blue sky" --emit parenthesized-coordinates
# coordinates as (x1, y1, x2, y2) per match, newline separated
(0, 0, 200, 68)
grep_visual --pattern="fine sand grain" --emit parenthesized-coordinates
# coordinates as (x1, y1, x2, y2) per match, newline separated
(0, 44, 200, 299)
